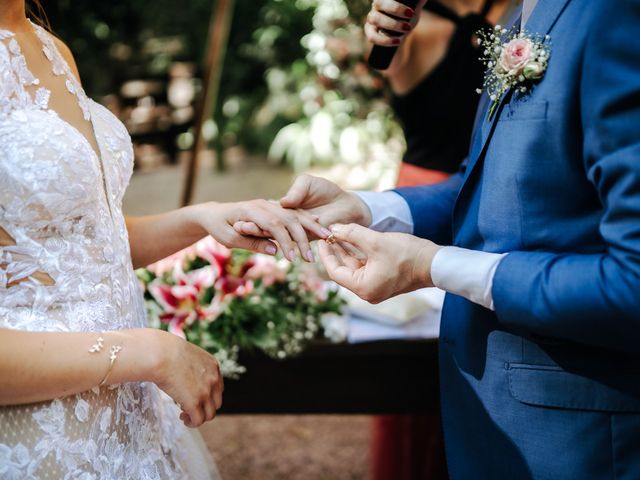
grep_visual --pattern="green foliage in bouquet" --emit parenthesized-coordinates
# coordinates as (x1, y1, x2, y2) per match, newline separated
(136, 237, 345, 378)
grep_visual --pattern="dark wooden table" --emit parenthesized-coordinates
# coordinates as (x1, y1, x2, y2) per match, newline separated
(222, 339, 440, 415)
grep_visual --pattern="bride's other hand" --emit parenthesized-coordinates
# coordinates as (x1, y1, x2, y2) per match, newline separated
(149, 331, 223, 428)
(364, 0, 428, 47)
(0, 327, 220, 429)
(195, 200, 330, 262)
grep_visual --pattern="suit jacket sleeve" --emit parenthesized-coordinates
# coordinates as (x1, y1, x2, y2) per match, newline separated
(492, 1, 640, 353)
(393, 170, 464, 245)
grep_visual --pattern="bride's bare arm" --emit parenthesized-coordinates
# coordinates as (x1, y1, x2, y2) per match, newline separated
(126, 200, 330, 269)
(0, 327, 223, 428)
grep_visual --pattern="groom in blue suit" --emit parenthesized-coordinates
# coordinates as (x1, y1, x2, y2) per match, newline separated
(273, 0, 640, 477)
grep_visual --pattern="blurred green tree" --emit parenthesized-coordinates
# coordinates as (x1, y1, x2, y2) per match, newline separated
(41, 0, 402, 184)
(46, 0, 213, 95)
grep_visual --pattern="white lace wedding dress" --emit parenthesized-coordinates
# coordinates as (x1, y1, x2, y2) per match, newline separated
(0, 21, 220, 479)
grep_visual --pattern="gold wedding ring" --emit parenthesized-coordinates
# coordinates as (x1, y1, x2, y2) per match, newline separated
(326, 234, 337, 245)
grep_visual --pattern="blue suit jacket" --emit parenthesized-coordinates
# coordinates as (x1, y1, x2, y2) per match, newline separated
(395, 1, 640, 478)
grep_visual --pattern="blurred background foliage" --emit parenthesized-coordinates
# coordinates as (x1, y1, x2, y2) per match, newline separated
(42, 0, 402, 188)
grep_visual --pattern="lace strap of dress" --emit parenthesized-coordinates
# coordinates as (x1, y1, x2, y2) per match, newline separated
(0, 28, 50, 115)
(31, 22, 91, 121)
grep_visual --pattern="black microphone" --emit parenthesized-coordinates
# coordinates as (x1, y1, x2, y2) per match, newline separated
(367, 0, 420, 70)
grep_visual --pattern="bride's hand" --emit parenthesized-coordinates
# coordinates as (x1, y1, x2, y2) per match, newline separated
(149, 330, 223, 428)
(194, 200, 330, 262)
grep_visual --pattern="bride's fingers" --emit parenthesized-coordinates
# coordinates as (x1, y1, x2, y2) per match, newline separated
(213, 381, 223, 411)
(180, 411, 190, 426)
(240, 207, 299, 260)
(203, 398, 216, 422)
(224, 227, 278, 256)
(180, 402, 204, 428)
(283, 218, 314, 262)
(296, 209, 331, 241)
(255, 204, 315, 262)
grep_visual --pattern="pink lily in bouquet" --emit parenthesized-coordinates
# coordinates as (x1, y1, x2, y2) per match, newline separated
(137, 235, 346, 378)
(148, 263, 222, 338)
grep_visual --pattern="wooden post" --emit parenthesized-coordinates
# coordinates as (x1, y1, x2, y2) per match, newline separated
(181, 0, 236, 206)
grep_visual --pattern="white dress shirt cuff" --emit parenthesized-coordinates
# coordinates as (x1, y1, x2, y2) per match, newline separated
(431, 246, 507, 311)
(354, 191, 414, 233)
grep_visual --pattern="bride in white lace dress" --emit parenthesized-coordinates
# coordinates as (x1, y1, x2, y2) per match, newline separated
(0, 1, 327, 478)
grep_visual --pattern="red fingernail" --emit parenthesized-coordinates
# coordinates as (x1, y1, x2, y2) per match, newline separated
(405, 8, 415, 17)
(402, 22, 412, 31)
(393, 38, 401, 45)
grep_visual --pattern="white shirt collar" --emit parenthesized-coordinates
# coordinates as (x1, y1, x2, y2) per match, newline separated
(521, 0, 539, 28)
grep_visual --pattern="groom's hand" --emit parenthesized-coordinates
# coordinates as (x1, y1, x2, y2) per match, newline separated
(319, 224, 441, 304)
(279, 175, 373, 235)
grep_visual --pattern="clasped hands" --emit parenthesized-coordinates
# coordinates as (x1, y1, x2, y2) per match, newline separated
(228, 175, 442, 304)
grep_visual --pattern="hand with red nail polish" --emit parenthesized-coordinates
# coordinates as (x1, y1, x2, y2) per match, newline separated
(364, 0, 428, 50)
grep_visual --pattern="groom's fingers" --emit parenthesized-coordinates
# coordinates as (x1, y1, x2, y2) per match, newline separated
(280, 175, 311, 208)
(330, 239, 364, 270)
(319, 241, 357, 287)
(334, 239, 367, 263)
(330, 224, 374, 253)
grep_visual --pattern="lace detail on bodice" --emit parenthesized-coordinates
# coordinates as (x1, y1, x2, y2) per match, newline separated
(0, 23, 194, 479)
(0, 22, 134, 330)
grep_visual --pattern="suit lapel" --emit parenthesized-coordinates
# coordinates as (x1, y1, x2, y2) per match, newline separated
(459, 0, 573, 187)
(525, 0, 572, 38)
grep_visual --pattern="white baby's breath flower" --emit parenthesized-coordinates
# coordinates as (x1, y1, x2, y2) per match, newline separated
(321, 313, 348, 342)
(476, 26, 551, 119)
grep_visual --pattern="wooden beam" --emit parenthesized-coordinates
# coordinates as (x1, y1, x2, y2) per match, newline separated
(181, 0, 236, 206)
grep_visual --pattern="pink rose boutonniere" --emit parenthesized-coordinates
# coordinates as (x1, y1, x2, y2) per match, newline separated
(477, 25, 551, 119)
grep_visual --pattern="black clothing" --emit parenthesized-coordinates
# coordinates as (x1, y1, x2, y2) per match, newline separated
(392, 0, 494, 173)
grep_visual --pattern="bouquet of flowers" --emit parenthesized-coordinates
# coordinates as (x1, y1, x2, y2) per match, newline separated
(136, 237, 346, 378)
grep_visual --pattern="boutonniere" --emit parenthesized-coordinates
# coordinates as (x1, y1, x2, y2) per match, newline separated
(477, 25, 551, 119)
